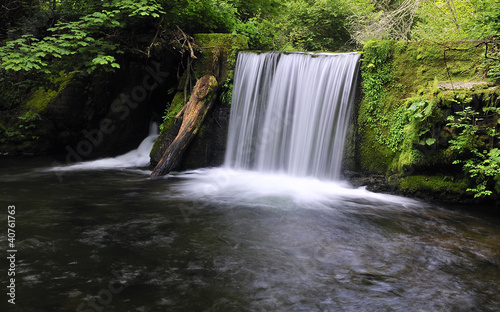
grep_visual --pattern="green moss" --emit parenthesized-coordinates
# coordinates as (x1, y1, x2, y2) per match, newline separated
(162, 92, 185, 126)
(25, 71, 74, 113)
(358, 41, 488, 177)
(358, 124, 397, 174)
(394, 41, 485, 91)
(150, 92, 185, 161)
(192, 33, 248, 84)
(395, 175, 468, 194)
(194, 33, 248, 68)
(26, 88, 58, 113)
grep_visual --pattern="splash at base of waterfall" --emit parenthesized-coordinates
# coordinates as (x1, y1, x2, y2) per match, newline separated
(168, 167, 420, 209)
(47, 123, 158, 172)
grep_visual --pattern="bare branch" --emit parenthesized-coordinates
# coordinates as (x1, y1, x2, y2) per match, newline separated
(347, 0, 422, 43)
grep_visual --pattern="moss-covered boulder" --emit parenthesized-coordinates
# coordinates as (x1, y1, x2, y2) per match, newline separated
(350, 40, 499, 201)
(0, 71, 79, 155)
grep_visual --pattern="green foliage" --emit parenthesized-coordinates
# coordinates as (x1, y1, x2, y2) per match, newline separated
(0, 71, 37, 111)
(231, 0, 283, 22)
(405, 98, 436, 146)
(481, 42, 500, 83)
(16, 111, 38, 131)
(411, 0, 500, 41)
(159, 93, 184, 132)
(165, 0, 238, 34)
(0, 111, 40, 145)
(413, 0, 478, 40)
(110, 0, 164, 18)
(447, 106, 500, 197)
(359, 41, 400, 152)
(220, 76, 233, 106)
(233, 17, 291, 50)
(0, 0, 164, 75)
(283, 0, 352, 51)
(345, 0, 499, 44)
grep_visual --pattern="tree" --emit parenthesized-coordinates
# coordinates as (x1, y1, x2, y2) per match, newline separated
(283, 0, 352, 51)
(346, 0, 499, 43)
(412, 0, 479, 40)
(0, 0, 164, 74)
(347, 0, 421, 42)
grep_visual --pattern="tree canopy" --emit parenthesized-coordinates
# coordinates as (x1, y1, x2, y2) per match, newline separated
(0, 0, 499, 75)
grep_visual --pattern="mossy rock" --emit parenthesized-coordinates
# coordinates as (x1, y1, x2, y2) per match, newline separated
(357, 123, 396, 174)
(0, 72, 76, 155)
(391, 175, 469, 201)
(355, 40, 497, 200)
(179, 33, 248, 89)
(150, 92, 185, 164)
(25, 71, 74, 113)
(357, 40, 489, 173)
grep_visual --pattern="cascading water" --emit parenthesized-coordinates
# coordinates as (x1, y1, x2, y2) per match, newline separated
(225, 51, 360, 180)
(48, 122, 159, 171)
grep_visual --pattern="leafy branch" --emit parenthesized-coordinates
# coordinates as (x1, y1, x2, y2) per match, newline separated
(447, 106, 500, 197)
(0, 0, 164, 75)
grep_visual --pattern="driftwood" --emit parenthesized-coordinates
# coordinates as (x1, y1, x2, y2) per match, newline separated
(151, 75, 218, 177)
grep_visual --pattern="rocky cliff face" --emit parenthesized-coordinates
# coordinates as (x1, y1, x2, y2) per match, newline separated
(0, 55, 177, 160)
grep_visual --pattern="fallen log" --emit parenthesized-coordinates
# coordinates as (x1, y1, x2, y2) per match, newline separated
(151, 75, 218, 177)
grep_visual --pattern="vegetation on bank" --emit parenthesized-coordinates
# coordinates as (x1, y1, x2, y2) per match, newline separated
(357, 40, 500, 199)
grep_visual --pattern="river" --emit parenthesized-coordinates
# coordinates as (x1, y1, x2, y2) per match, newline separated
(1, 156, 500, 311)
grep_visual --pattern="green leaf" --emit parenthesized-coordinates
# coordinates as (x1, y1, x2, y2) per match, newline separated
(425, 138, 436, 146)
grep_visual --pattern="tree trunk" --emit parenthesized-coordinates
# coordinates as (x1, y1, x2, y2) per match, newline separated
(151, 75, 218, 177)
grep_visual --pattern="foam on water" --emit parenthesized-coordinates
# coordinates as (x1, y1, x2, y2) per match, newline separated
(169, 168, 421, 209)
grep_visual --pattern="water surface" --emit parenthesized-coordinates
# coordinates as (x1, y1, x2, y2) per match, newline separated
(1, 159, 500, 311)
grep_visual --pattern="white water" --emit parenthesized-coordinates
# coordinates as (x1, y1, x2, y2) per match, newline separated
(170, 167, 421, 209)
(225, 52, 360, 180)
(169, 52, 417, 209)
(48, 123, 158, 171)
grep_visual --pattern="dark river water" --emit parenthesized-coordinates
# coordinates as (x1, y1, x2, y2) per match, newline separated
(1, 157, 500, 312)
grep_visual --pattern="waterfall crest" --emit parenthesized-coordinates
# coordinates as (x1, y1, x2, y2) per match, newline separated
(224, 51, 360, 180)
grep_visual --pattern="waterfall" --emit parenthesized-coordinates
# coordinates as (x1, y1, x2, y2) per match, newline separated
(224, 51, 360, 180)
(48, 122, 159, 171)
